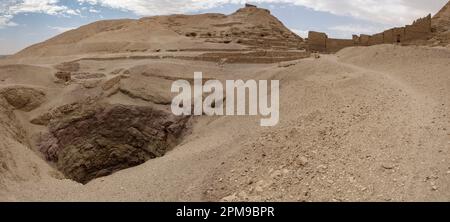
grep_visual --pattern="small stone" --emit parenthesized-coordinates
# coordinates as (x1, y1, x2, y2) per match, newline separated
(298, 156, 308, 166)
(349, 176, 356, 183)
(270, 170, 282, 178)
(432, 186, 438, 191)
(382, 163, 395, 170)
(317, 165, 328, 172)
(238, 191, 248, 199)
(255, 186, 264, 193)
(221, 193, 238, 202)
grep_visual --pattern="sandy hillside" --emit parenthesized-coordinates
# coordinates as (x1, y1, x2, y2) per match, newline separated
(433, 1, 450, 32)
(0, 4, 449, 202)
(432, 1, 450, 45)
(12, 6, 303, 58)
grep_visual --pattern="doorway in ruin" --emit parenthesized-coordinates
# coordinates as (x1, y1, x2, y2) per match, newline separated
(396, 34, 401, 43)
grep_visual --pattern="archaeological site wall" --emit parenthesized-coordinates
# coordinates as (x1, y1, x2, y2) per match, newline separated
(308, 31, 328, 52)
(326, 38, 355, 53)
(308, 14, 432, 53)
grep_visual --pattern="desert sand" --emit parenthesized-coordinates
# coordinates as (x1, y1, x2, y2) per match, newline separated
(0, 4, 449, 202)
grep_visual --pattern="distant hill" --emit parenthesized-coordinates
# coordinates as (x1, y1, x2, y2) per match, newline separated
(13, 5, 303, 58)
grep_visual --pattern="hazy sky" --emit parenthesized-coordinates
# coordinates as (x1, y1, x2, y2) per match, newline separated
(0, 0, 447, 54)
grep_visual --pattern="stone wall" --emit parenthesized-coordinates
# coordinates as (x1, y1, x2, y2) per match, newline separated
(326, 38, 355, 53)
(308, 14, 432, 52)
(404, 15, 432, 41)
(368, 33, 384, 45)
(308, 31, 328, 52)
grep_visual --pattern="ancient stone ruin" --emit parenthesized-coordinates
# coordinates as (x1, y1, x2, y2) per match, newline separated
(308, 15, 432, 53)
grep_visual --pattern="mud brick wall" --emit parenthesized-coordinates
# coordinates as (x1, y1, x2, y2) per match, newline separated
(326, 38, 355, 53)
(308, 31, 328, 52)
(404, 15, 432, 41)
(307, 14, 432, 52)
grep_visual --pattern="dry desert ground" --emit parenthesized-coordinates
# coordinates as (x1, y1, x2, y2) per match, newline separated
(0, 3, 449, 202)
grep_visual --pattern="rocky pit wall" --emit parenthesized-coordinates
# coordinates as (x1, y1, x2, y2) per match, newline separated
(37, 103, 190, 184)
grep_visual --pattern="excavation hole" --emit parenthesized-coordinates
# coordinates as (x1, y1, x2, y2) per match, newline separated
(37, 104, 190, 184)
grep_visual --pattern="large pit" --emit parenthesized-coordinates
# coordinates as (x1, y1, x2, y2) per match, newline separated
(37, 104, 190, 184)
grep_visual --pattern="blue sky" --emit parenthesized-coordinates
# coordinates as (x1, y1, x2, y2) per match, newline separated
(0, 0, 447, 54)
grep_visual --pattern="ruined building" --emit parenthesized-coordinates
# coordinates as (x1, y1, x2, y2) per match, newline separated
(245, 3, 257, 8)
(308, 14, 432, 53)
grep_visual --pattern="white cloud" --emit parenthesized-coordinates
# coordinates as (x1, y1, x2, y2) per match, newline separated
(77, 0, 447, 25)
(8, 0, 69, 15)
(289, 28, 308, 38)
(48, 25, 76, 33)
(328, 24, 389, 38)
(89, 8, 100, 13)
(66, 9, 81, 16)
(0, 14, 17, 28)
(0, 0, 76, 28)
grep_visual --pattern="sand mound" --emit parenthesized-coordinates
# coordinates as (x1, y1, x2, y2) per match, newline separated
(203, 45, 449, 202)
(337, 44, 450, 64)
(0, 95, 54, 189)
